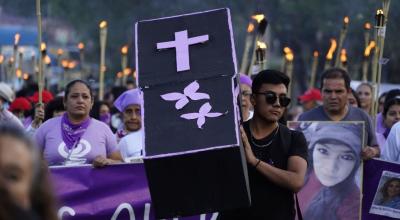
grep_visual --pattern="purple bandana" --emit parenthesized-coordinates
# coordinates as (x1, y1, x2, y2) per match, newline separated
(99, 113, 111, 125)
(61, 113, 91, 149)
(116, 128, 128, 139)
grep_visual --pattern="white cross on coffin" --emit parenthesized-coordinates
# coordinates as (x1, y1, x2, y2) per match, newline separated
(156, 30, 209, 72)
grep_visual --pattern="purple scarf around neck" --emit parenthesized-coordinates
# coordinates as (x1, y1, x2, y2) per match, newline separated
(61, 113, 91, 149)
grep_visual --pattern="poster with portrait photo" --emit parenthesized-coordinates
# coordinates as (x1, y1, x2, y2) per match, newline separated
(288, 121, 364, 220)
(369, 171, 400, 219)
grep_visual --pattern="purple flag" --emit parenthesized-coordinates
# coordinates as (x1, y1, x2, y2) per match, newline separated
(50, 163, 218, 220)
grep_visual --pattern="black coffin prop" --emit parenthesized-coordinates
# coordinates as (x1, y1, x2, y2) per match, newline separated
(136, 8, 250, 218)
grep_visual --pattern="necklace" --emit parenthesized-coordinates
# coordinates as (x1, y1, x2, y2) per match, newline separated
(249, 124, 279, 148)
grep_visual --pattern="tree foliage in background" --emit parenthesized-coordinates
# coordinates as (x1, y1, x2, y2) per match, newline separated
(1, 0, 399, 87)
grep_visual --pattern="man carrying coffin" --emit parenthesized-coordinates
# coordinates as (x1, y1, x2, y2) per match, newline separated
(218, 70, 308, 220)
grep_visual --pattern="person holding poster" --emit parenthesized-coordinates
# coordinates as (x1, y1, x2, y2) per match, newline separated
(382, 121, 400, 162)
(218, 70, 308, 220)
(298, 68, 379, 159)
(35, 80, 122, 167)
(299, 122, 362, 220)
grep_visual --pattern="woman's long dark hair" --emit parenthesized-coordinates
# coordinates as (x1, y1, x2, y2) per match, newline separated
(0, 123, 58, 220)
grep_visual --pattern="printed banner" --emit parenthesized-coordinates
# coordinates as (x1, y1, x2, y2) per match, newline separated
(50, 163, 218, 220)
(363, 159, 400, 220)
(288, 121, 364, 220)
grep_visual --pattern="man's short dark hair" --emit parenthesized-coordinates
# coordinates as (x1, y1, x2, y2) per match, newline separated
(252, 69, 290, 94)
(319, 68, 351, 90)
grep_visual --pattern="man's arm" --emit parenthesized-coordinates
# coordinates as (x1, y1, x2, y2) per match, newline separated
(254, 156, 307, 192)
(241, 126, 307, 192)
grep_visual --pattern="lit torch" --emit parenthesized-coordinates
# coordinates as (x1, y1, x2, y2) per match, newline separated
(283, 47, 294, 97)
(340, 48, 347, 70)
(309, 51, 319, 89)
(78, 42, 85, 70)
(38, 42, 46, 104)
(364, 22, 371, 49)
(12, 33, 21, 83)
(99, 20, 107, 101)
(247, 13, 268, 75)
(334, 16, 349, 67)
(324, 38, 337, 70)
(239, 22, 255, 75)
(362, 41, 376, 81)
(121, 45, 129, 86)
(371, 5, 390, 120)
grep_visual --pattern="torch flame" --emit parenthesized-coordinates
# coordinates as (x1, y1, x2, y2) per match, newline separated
(16, 69, 22, 78)
(121, 45, 129, 54)
(283, 47, 292, 54)
(313, 51, 319, 57)
(57, 48, 64, 56)
(44, 55, 51, 65)
(364, 22, 371, 30)
(14, 33, 21, 45)
(40, 43, 46, 52)
(340, 49, 347, 62)
(99, 21, 107, 28)
(247, 23, 255, 33)
(0, 55, 4, 64)
(326, 38, 337, 60)
(343, 16, 349, 24)
(68, 61, 77, 69)
(257, 41, 267, 49)
(61, 60, 69, 68)
(364, 41, 376, 57)
(78, 42, 85, 50)
(285, 52, 294, 62)
(251, 14, 265, 23)
(123, 68, 132, 75)
(23, 73, 29, 80)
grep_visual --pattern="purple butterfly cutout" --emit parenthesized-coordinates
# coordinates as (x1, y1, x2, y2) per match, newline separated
(180, 102, 225, 129)
(160, 81, 210, 109)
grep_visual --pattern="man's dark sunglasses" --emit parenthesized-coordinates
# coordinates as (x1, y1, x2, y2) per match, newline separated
(255, 91, 291, 107)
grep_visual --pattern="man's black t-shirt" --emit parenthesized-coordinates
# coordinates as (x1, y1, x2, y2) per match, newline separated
(218, 121, 308, 220)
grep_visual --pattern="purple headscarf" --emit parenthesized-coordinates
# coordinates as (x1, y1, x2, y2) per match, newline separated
(61, 113, 91, 149)
(113, 89, 142, 112)
(239, 74, 252, 87)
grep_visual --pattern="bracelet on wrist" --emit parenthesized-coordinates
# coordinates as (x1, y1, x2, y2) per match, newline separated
(254, 159, 261, 168)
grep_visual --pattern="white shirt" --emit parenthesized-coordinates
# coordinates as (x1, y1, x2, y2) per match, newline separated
(381, 121, 400, 162)
(118, 129, 143, 162)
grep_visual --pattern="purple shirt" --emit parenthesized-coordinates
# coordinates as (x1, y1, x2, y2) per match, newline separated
(35, 116, 118, 166)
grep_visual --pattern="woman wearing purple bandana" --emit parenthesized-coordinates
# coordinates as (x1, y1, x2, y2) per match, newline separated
(113, 89, 144, 161)
(35, 80, 122, 167)
(90, 101, 112, 128)
(114, 89, 142, 142)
